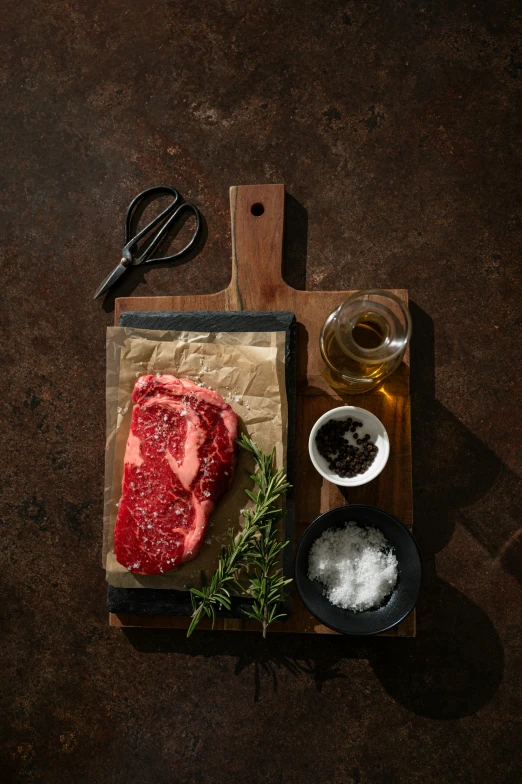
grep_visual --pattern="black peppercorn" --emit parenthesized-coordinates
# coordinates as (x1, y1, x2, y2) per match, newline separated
(316, 416, 380, 480)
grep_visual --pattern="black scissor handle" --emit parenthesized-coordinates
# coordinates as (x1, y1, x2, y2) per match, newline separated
(122, 185, 201, 265)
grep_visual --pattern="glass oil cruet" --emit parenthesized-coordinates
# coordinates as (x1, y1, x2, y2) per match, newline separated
(320, 289, 412, 394)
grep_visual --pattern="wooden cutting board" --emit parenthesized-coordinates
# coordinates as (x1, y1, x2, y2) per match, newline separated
(110, 183, 415, 637)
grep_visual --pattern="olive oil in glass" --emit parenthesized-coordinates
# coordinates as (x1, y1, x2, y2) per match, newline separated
(320, 290, 412, 394)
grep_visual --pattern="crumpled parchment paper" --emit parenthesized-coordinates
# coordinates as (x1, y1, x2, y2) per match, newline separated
(103, 327, 287, 590)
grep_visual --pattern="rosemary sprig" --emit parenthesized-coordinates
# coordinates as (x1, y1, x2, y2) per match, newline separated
(187, 434, 292, 638)
(186, 513, 258, 638)
(238, 435, 292, 638)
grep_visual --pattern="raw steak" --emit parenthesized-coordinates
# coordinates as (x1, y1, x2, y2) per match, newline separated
(114, 374, 238, 574)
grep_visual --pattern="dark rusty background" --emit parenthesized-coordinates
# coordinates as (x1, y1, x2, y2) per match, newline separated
(2, 1, 522, 782)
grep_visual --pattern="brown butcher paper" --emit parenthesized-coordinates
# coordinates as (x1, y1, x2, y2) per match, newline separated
(103, 327, 287, 591)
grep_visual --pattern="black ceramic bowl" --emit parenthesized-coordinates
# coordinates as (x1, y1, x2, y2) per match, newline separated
(295, 505, 422, 635)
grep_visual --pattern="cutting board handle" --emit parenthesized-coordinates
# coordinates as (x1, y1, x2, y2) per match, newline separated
(227, 184, 287, 310)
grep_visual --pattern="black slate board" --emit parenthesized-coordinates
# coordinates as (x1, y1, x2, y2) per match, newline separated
(107, 310, 296, 619)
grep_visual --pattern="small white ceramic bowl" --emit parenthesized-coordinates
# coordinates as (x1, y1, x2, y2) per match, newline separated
(308, 406, 390, 487)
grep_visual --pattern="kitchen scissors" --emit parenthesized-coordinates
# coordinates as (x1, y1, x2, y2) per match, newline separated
(93, 185, 201, 299)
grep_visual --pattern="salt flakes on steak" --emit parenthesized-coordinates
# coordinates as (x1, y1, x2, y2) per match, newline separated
(308, 522, 398, 611)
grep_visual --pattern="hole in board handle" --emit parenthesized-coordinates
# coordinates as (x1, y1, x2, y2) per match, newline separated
(251, 203, 264, 216)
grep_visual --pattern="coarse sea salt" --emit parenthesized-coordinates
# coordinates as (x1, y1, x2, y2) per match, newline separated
(308, 522, 398, 612)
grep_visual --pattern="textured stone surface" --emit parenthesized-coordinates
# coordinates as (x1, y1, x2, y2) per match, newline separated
(1, 1, 521, 783)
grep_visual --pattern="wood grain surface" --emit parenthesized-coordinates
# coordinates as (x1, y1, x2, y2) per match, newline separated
(110, 183, 414, 637)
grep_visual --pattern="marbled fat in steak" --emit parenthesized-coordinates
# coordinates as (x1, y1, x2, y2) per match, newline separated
(114, 374, 238, 574)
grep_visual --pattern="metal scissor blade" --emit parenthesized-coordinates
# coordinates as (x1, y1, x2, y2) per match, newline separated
(93, 262, 129, 300)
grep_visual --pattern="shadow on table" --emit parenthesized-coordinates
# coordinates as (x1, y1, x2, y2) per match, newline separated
(283, 192, 309, 291)
(124, 571, 503, 716)
(122, 290, 514, 716)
